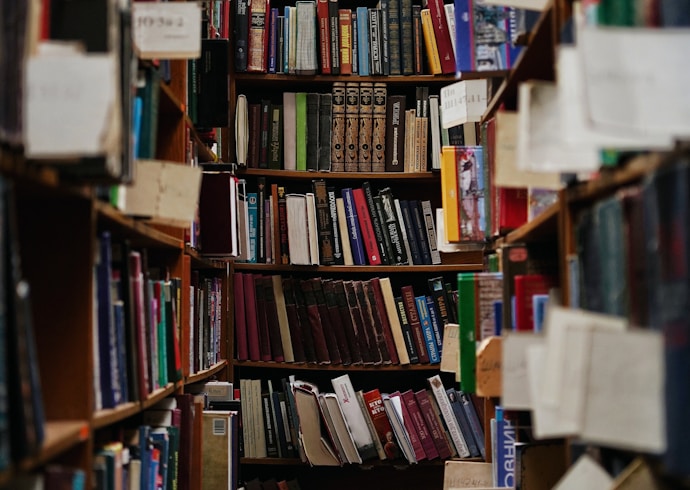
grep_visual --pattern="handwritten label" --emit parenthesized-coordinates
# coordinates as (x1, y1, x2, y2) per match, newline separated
(133, 2, 201, 59)
(440, 79, 488, 128)
(476, 336, 502, 398)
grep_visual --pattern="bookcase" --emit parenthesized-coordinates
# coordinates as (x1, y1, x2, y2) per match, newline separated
(0, 1, 231, 488)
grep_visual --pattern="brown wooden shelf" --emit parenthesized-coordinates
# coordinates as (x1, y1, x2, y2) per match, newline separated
(18, 420, 90, 472)
(482, 2, 556, 122)
(95, 200, 184, 250)
(236, 168, 440, 181)
(240, 457, 470, 466)
(185, 360, 228, 385)
(502, 200, 560, 245)
(233, 71, 508, 86)
(185, 245, 230, 270)
(233, 360, 441, 371)
(159, 82, 185, 117)
(141, 383, 177, 410)
(92, 402, 141, 430)
(232, 262, 483, 273)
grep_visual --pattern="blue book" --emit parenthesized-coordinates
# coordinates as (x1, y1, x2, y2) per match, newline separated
(660, 0, 690, 25)
(398, 200, 422, 265)
(447, 388, 480, 457)
(493, 300, 503, 336)
(425, 295, 443, 353)
(247, 192, 258, 263)
(532, 294, 549, 333)
(453, 0, 473, 73)
(495, 406, 515, 487)
(356, 7, 370, 76)
(113, 301, 129, 403)
(97, 231, 120, 408)
(504, 7, 523, 68)
(341, 188, 367, 265)
(151, 430, 170, 490)
(352, 10, 359, 74)
(132, 96, 143, 160)
(415, 296, 440, 364)
(283, 7, 291, 73)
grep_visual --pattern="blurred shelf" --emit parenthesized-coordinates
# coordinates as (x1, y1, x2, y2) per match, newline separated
(92, 402, 140, 430)
(233, 360, 442, 371)
(185, 360, 228, 385)
(19, 420, 90, 472)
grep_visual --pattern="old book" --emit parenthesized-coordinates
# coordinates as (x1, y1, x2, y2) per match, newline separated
(385, 95, 406, 172)
(338, 9, 353, 75)
(358, 82, 374, 172)
(277, 186, 289, 265)
(309, 278, 342, 364)
(201, 411, 239, 490)
(299, 279, 331, 364)
(371, 83, 387, 172)
(332, 280, 363, 365)
(316, 0, 332, 74)
(385, 0, 402, 75)
(344, 82, 360, 172)
(344, 280, 375, 365)
(331, 82, 347, 172)
(322, 279, 352, 365)
(258, 99, 271, 168)
(312, 180, 336, 265)
(412, 5, 424, 74)
(285, 278, 317, 363)
(248, 103, 262, 168)
(401, 390, 438, 460)
(271, 275, 294, 362)
(295, 1, 318, 74)
(378, 278, 410, 365)
(331, 374, 378, 461)
(234, 272, 249, 361)
(253, 275, 273, 361)
(368, 278, 400, 365)
(353, 281, 384, 364)
(381, 393, 414, 463)
(400, 285, 430, 363)
(292, 386, 340, 466)
(318, 93, 333, 171)
(398, 200, 423, 264)
(268, 104, 283, 169)
(282, 92, 297, 170)
(428, 374, 470, 457)
(367, 8, 382, 75)
(280, 278, 308, 363)
(394, 296, 420, 364)
(355, 7, 370, 75)
(247, 0, 269, 72)
(414, 389, 452, 459)
(306, 92, 321, 171)
(335, 197, 354, 265)
(362, 280, 392, 364)
(198, 172, 238, 257)
(242, 273, 261, 361)
(400, 0, 414, 75)
(234, 0, 250, 71)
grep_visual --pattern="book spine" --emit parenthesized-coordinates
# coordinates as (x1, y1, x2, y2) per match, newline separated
(410, 200, 432, 264)
(328, 0, 341, 75)
(299, 279, 331, 364)
(402, 389, 438, 460)
(331, 374, 378, 462)
(280, 277, 308, 363)
(362, 280, 392, 364)
(425, 295, 443, 353)
(400, 286, 430, 363)
(247, 0, 268, 72)
(268, 8, 279, 73)
(344, 83, 360, 172)
(416, 296, 440, 364)
(427, 0, 455, 73)
(259, 100, 271, 168)
(358, 82, 374, 172)
(322, 280, 352, 365)
(344, 281, 375, 365)
(243, 273, 261, 361)
(421, 199, 441, 264)
(457, 273, 477, 393)
(379, 5, 390, 75)
(318, 93, 333, 171)
(331, 82, 346, 172)
(459, 390, 485, 460)
(268, 104, 283, 169)
(306, 93, 321, 171)
(234, 0, 250, 72)
(378, 187, 408, 265)
(353, 281, 383, 364)
(336, 198, 354, 265)
(341, 188, 367, 266)
(351, 10, 358, 74)
(368, 8, 382, 75)
(333, 280, 363, 364)
(317, 0, 332, 74)
(371, 83, 387, 172)
(369, 277, 400, 365)
(310, 278, 342, 364)
(234, 272, 249, 361)
(385, 0, 401, 75)
(428, 375, 470, 457)
(277, 187, 289, 265)
(312, 180, 336, 265)
(263, 277, 285, 362)
(394, 296, 420, 363)
(356, 7, 370, 76)
(362, 389, 396, 460)
(327, 187, 344, 265)
(350, 188, 381, 265)
(446, 388, 480, 458)
(285, 277, 317, 363)
(414, 389, 452, 459)
(400, 0, 414, 75)
(338, 9, 353, 75)
(248, 103, 262, 168)
(412, 5, 424, 74)
(295, 92, 308, 171)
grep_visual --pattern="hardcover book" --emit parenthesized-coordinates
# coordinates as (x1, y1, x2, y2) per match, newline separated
(344, 83, 360, 172)
(362, 389, 399, 460)
(358, 82, 374, 172)
(371, 83, 387, 172)
(331, 82, 347, 172)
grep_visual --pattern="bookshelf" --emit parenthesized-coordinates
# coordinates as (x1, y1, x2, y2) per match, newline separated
(0, 1, 231, 489)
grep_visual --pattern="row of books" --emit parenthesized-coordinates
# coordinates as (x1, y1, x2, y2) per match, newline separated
(240, 373, 485, 466)
(234, 274, 460, 366)
(237, 83, 479, 173)
(94, 233, 224, 411)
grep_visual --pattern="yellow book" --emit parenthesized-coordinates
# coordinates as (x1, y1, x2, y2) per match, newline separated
(420, 9, 442, 75)
(441, 146, 460, 242)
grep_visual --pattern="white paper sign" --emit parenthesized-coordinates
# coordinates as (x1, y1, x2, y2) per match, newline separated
(440, 79, 488, 128)
(482, 0, 548, 10)
(553, 455, 613, 490)
(580, 26, 690, 140)
(133, 2, 202, 59)
(502, 332, 544, 410)
(24, 53, 120, 158)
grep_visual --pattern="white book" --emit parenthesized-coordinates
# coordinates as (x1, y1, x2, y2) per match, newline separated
(429, 96, 442, 170)
(285, 194, 310, 265)
(295, 1, 318, 74)
(335, 198, 354, 265)
(378, 277, 410, 365)
(323, 393, 362, 464)
(271, 275, 294, 362)
(427, 374, 470, 458)
(382, 394, 416, 464)
(306, 192, 320, 265)
(236, 179, 250, 261)
(235, 94, 249, 166)
(330, 374, 378, 461)
(282, 92, 297, 170)
(420, 200, 441, 264)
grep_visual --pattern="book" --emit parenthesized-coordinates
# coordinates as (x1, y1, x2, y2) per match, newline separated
(358, 82, 374, 172)
(312, 180, 336, 266)
(341, 188, 367, 266)
(400, 285, 430, 364)
(280, 277, 309, 363)
(299, 279, 331, 364)
(426, 0, 456, 74)
(362, 389, 399, 460)
(344, 82, 360, 173)
(401, 389, 439, 460)
(306, 93, 321, 171)
(381, 393, 414, 463)
(427, 374, 470, 458)
(385, 95, 406, 172)
(446, 388, 480, 458)
(202, 411, 239, 490)
(414, 389, 453, 459)
(457, 272, 477, 393)
(295, 1, 318, 74)
(322, 279, 352, 365)
(331, 82, 347, 172)
(352, 188, 382, 266)
(338, 9, 353, 74)
(513, 274, 555, 332)
(400, 0, 414, 74)
(247, 0, 269, 72)
(394, 296, 420, 364)
(316, 0, 332, 74)
(420, 9, 442, 75)
(310, 278, 342, 365)
(292, 385, 341, 466)
(371, 83, 387, 172)
(295, 92, 308, 171)
(416, 296, 440, 364)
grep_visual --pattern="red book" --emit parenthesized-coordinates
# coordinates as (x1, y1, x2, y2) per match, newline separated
(344, 280, 376, 365)
(299, 279, 332, 364)
(317, 0, 332, 74)
(248, 103, 262, 168)
(310, 278, 343, 364)
(368, 277, 400, 365)
(499, 187, 528, 232)
(426, 0, 455, 74)
(362, 389, 399, 460)
(401, 389, 438, 460)
(253, 275, 273, 361)
(271, 184, 281, 263)
(400, 285, 430, 364)
(352, 188, 382, 265)
(234, 272, 249, 360)
(338, 9, 353, 74)
(413, 389, 452, 459)
(129, 251, 150, 401)
(262, 276, 285, 362)
(514, 274, 555, 332)
(243, 273, 261, 361)
(392, 391, 426, 461)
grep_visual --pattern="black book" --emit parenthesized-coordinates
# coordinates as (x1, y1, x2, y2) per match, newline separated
(398, 200, 423, 265)
(306, 93, 321, 171)
(327, 186, 344, 265)
(362, 182, 391, 265)
(234, 0, 250, 72)
(378, 187, 408, 265)
(197, 39, 229, 129)
(318, 93, 333, 171)
(312, 180, 335, 265)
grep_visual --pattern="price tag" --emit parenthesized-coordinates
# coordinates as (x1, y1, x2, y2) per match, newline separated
(440, 79, 488, 128)
(133, 2, 202, 59)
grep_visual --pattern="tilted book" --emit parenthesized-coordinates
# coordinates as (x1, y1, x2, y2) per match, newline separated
(331, 374, 378, 462)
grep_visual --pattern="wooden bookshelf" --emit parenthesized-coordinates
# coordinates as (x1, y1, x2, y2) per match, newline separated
(141, 383, 177, 411)
(499, 200, 560, 245)
(232, 263, 484, 273)
(185, 360, 229, 385)
(232, 71, 508, 85)
(233, 360, 442, 372)
(236, 168, 441, 181)
(92, 402, 141, 430)
(18, 421, 90, 472)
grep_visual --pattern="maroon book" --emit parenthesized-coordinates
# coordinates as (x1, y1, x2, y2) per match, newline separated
(414, 389, 452, 459)
(299, 279, 331, 364)
(353, 280, 383, 364)
(343, 280, 375, 365)
(400, 285, 430, 363)
(262, 276, 285, 361)
(333, 280, 363, 365)
(310, 277, 342, 364)
(322, 279, 352, 365)
(279, 276, 307, 363)
(233, 272, 248, 360)
(243, 273, 261, 361)
(401, 389, 438, 460)
(253, 274, 272, 361)
(369, 277, 400, 364)
(392, 391, 426, 461)
(362, 279, 392, 364)
(362, 389, 398, 461)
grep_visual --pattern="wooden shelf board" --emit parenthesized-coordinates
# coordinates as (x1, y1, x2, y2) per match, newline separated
(185, 245, 229, 270)
(502, 200, 560, 244)
(185, 360, 228, 385)
(233, 72, 507, 85)
(141, 383, 177, 410)
(185, 116, 220, 163)
(233, 360, 441, 371)
(92, 402, 141, 430)
(566, 152, 665, 204)
(95, 200, 184, 250)
(159, 82, 185, 117)
(240, 457, 462, 466)
(236, 168, 440, 181)
(232, 263, 483, 273)
(19, 420, 89, 472)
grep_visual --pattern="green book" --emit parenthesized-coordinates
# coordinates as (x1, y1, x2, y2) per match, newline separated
(457, 273, 477, 393)
(156, 281, 168, 388)
(295, 92, 307, 171)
